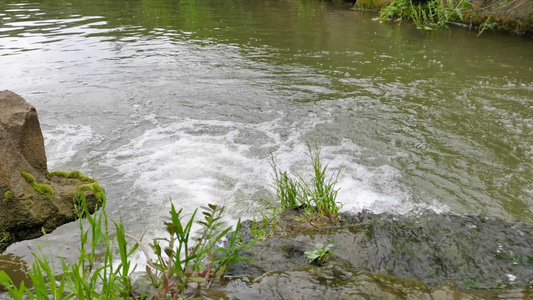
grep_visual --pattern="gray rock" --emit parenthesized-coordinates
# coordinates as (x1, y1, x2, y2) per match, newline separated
(0, 90, 98, 252)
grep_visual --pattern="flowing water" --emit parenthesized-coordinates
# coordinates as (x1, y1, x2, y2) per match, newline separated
(0, 0, 532, 265)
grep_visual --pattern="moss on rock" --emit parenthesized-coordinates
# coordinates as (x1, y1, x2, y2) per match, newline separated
(47, 171, 96, 183)
(3, 190, 12, 203)
(78, 182, 105, 203)
(21, 171, 54, 199)
(0, 230, 14, 252)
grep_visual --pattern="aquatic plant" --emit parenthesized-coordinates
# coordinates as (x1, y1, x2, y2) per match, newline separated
(304, 143, 342, 220)
(305, 243, 334, 265)
(271, 143, 342, 221)
(21, 171, 54, 199)
(377, 0, 507, 34)
(270, 155, 307, 210)
(146, 204, 250, 298)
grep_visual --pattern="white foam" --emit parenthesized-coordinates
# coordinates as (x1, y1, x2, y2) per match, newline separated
(102, 119, 276, 215)
(102, 118, 440, 227)
(43, 124, 101, 169)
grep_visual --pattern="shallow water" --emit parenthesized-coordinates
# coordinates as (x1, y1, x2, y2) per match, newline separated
(0, 0, 532, 261)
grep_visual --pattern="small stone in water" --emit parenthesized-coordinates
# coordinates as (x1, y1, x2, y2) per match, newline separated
(344, 72, 351, 78)
(507, 274, 516, 282)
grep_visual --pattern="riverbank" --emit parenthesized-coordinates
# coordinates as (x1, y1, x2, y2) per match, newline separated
(353, 0, 533, 36)
(4, 207, 532, 299)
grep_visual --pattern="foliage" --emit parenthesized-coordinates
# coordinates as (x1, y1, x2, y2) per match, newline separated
(21, 171, 54, 199)
(0, 193, 249, 299)
(0, 191, 138, 299)
(270, 155, 307, 210)
(271, 143, 342, 221)
(249, 206, 279, 240)
(304, 243, 334, 265)
(378, 0, 493, 33)
(146, 203, 250, 299)
(303, 143, 342, 220)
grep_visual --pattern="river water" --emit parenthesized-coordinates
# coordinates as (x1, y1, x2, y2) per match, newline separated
(0, 0, 532, 261)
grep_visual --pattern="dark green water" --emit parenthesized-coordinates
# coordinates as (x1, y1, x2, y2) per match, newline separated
(0, 0, 532, 258)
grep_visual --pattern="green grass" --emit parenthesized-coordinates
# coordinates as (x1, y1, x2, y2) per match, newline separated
(3, 144, 339, 299)
(271, 143, 342, 221)
(250, 206, 279, 240)
(305, 143, 342, 220)
(21, 172, 54, 199)
(0, 191, 250, 299)
(147, 203, 250, 297)
(270, 155, 307, 210)
(379, 0, 473, 32)
(377, 0, 529, 35)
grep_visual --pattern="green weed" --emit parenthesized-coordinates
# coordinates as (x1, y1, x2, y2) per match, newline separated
(271, 143, 342, 221)
(0, 191, 249, 299)
(379, 0, 479, 32)
(250, 205, 279, 240)
(270, 155, 307, 210)
(304, 243, 334, 265)
(146, 204, 250, 298)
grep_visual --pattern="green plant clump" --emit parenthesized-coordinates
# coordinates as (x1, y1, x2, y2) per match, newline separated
(271, 143, 342, 221)
(21, 172, 54, 199)
(250, 206, 279, 240)
(147, 204, 250, 298)
(0, 192, 250, 299)
(379, 0, 473, 32)
(305, 243, 334, 265)
(3, 190, 12, 203)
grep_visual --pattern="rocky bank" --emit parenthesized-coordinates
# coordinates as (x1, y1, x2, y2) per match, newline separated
(0, 90, 98, 252)
(191, 209, 533, 299)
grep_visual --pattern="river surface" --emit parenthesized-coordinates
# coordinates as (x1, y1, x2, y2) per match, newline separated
(0, 0, 532, 262)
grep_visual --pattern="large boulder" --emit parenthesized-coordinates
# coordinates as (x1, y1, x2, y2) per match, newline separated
(0, 90, 98, 252)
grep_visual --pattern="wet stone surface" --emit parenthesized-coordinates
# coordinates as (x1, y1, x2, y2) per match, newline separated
(226, 210, 533, 290)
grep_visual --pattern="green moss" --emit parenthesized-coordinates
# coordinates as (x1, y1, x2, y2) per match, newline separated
(48, 170, 105, 204)
(0, 230, 13, 252)
(3, 190, 12, 203)
(48, 171, 96, 183)
(78, 182, 105, 203)
(21, 171, 36, 184)
(21, 171, 54, 199)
